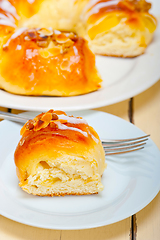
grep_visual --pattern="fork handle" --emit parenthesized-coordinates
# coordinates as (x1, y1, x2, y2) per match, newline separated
(0, 111, 28, 123)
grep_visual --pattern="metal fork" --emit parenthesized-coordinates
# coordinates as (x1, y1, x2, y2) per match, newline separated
(0, 111, 149, 155)
(102, 135, 149, 155)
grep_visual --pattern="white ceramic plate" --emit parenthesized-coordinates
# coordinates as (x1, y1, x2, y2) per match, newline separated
(0, 110, 160, 230)
(0, 3, 160, 111)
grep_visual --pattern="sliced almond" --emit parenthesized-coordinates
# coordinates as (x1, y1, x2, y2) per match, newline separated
(55, 33, 69, 44)
(41, 112, 52, 122)
(37, 40, 49, 48)
(53, 110, 67, 116)
(34, 119, 47, 131)
(37, 28, 53, 38)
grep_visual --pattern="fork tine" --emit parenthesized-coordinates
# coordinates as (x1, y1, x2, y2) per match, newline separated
(102, 138, 148, 148)
(105, 146, 144, 155)
(104, 142, 146, 153)
(102, 134, 150, 155)
(101, 134, 150, 144)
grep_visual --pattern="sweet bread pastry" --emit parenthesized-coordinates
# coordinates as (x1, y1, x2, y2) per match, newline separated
(0, 28, 102, 96)
(14, 110, 106, 196)
(0, 0, 157, 96)
(0, 0, 102, 96)
(77, 0, 157, 57)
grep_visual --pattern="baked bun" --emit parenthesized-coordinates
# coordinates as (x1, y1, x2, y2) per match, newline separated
(77, 0, 157, 57)
(14, 110, 106, 196)
(0, 28, 102, 96)
(0, 0, 157, 95)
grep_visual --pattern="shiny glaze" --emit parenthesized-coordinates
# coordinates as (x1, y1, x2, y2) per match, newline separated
(1, 28, 101, 95)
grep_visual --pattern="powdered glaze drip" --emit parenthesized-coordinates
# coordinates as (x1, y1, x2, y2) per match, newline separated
(56, 114, 99, 143)
(3, 27, 27, 48)
(58, 114, 88, 125)
(0, 0, 19, 18)
(0, 18, 16, 27)
(83, 0, 120, 21)
(0, 0, 19, 28)
(55, 121, 88, 138)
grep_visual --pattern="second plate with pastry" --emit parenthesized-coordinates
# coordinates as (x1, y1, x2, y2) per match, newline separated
(0, 110, 160, 229)
(0, 0, 159, 110)
(0, 22, 159, 111)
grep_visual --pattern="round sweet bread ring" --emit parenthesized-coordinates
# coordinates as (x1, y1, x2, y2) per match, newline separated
(0, 0, 157, 96)
(0, 0, 102, 96)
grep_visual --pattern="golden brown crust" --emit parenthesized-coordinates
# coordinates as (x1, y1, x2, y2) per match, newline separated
(0, 0, 103, 97)
(0, 28, 102, 96)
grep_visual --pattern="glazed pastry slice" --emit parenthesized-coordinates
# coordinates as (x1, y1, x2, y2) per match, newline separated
(14, 110, 106, 196)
